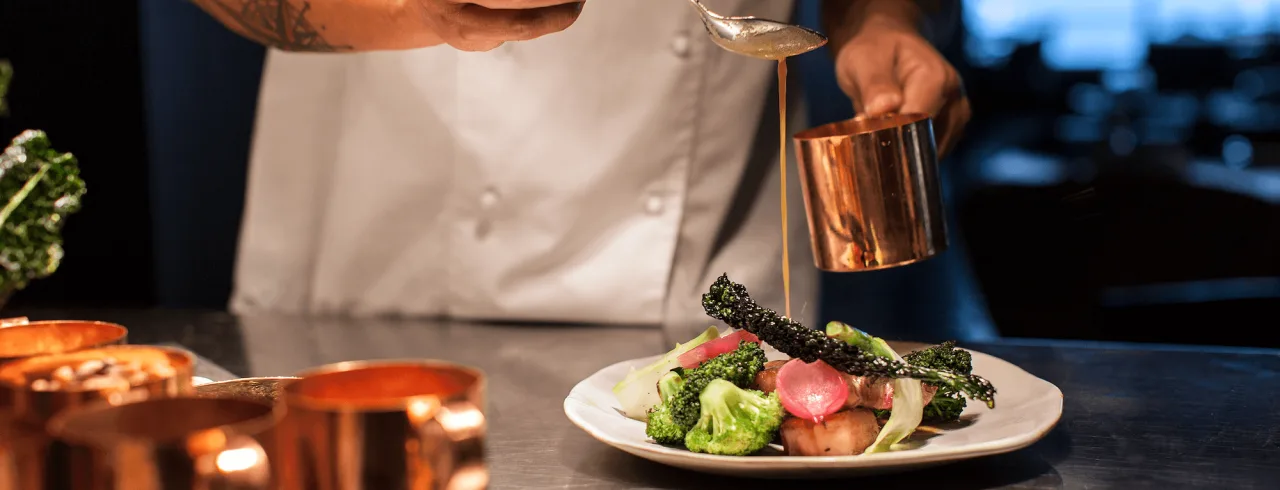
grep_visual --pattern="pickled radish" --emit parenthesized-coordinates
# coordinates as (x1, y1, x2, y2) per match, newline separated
(775, 359, 848, 423)
(676, 329, 760, 369)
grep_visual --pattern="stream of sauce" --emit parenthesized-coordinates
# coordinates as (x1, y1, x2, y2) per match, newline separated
(778, 59, 791, 319)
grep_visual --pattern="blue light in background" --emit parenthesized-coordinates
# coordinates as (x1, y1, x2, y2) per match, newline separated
(1223, 135, 1255, 169)
(963, 0, 1280, 70)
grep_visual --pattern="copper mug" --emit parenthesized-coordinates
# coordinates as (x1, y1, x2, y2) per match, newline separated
(46, 396, 279, 490)
(793, 113, 948, 272)
(275, 360, 488, 490)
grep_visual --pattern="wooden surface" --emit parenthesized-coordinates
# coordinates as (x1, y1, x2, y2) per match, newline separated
(12, 308, 1279, 489)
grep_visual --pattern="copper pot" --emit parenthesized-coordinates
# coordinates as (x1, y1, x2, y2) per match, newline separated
(47, 396, 280, 490)
(0, 320, 128, 364)
(196, 377, 298, 406)
(794, 113, 948, 272)
(0, 345, 193, 425)
(0, 413, 51, 490)
(275, 360, 488, 490)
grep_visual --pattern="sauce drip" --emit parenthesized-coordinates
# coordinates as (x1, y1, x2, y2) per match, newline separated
(778, 59, 791, 319)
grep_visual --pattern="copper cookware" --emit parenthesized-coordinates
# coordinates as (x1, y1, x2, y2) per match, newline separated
(196, 377, 298, 406)
(275, 360, 487, 490)
(0, 320, 128, 364)
(47, 396, 279, 490)
(0, 345, 193, 424)
(793, 113, 948, 272)
(0, 412, 51, 490)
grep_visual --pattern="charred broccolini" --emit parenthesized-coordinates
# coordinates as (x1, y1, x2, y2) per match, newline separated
(904, 341, 973, 423)
(701, 274, 997, 408)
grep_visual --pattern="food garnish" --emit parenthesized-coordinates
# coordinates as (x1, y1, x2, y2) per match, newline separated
(774, 359, 847, 423)
(677, 329, 760, 369)
(614, 326, 719, 420)
(683, 379, 784, 456)
(702, 274, 996, 408)
(0, 62, 88, 296)
(888, 341, 974, 424)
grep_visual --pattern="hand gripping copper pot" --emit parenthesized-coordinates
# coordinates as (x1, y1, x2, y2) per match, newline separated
(793, 113, 948, 272)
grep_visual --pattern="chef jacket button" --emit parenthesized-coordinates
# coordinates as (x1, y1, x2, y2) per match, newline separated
(645, 195, 664, 214)
(480, 188, 500, 209)
(671, 35, 691, 58)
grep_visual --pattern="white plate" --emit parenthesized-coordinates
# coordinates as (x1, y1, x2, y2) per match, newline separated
(564, 347, 1064, 478)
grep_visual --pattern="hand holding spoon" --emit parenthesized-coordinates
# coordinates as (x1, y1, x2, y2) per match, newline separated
(686, 0, 828, 60)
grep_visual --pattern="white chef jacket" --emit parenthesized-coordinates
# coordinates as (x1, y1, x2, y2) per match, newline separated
(229, 0, 818, 340)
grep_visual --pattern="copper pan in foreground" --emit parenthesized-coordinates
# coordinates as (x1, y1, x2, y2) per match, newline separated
(276, 360, 488, 490)
(47, 396, 279, 490)
(793, 113, 948, 272)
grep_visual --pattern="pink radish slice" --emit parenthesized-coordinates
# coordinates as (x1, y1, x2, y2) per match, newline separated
(776, 359, 848, 423)
(676, 330, 761, 369)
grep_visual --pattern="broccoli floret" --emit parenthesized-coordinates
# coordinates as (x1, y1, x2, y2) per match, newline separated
(684, 379, 784, 456)
(903, 341, 973, 423)
(669, 341, 767, 429)
(644, 371, 687, 445)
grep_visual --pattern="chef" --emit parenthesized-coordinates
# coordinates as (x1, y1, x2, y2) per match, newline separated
(190, 0, 969, 340)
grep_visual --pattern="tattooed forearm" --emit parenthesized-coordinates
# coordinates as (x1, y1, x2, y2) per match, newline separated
(190, 0, 353, 52)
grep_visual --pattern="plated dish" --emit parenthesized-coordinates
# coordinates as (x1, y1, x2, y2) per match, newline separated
(564, 275, 1063, 477)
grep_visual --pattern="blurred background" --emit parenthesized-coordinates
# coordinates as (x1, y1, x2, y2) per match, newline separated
(0, 0, 1276, 347)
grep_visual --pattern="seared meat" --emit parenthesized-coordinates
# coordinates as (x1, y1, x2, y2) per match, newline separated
(753, 360, 787, 392)
(753, 361, 940, 410)
(779, 408, 881, 456)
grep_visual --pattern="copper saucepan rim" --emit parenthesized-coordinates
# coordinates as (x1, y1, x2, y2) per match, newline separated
(0, 344, 194, 392)
(0, 320, 129, 360)
(283, 358, 485, 412)
(46, 395, 279, 447)
(793, 112, 931, 141)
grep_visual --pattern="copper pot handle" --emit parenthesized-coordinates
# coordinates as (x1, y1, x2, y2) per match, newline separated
(413, 400, 488, 490)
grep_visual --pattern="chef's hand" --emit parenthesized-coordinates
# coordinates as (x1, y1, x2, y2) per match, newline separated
(417, 0, 587, 52)
(191, 0, 585, 53)
(823, 0, 969, 155)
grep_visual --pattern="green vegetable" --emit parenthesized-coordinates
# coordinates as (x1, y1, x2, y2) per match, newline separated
(644, 371, 688, 445)
(903, 341, 973, 423)
(0, 59, 11, 116)
(0, 130, 87, 294)
(683, 379, 784, 456)
(825, 321, 896, 359)
(825, 321, 924, 454)
(614, 326, 719, 421)
(702, 274, 996, 408)
(668, 341, 767, 429)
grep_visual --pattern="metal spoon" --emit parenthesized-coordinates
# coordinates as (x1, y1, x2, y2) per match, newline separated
(687, 0, 828, 60)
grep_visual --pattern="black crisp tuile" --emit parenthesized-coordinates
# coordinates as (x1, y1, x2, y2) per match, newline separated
(701, 274, 997, 409)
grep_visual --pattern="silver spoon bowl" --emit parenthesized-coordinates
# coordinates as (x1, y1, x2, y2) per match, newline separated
(688, 0, 828, 60)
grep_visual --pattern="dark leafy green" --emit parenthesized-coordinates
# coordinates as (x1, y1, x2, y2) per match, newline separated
(0, 59, 11, 116)
(0, 130, 87, 293)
